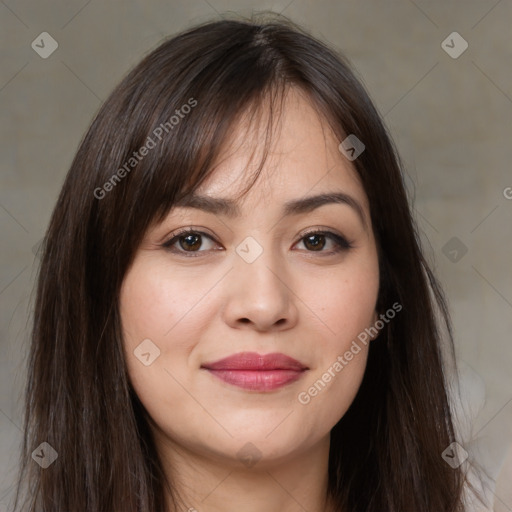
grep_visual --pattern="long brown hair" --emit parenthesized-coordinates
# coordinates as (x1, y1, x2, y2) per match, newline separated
(13, 11, 480, 511)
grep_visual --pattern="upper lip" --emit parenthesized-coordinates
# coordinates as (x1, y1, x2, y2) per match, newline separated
(201, 352, 308, 371)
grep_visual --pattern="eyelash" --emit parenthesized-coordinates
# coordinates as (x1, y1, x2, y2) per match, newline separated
(162, 227, 353, 257)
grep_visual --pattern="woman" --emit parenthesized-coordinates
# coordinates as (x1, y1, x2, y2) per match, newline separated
(13, 12, 484, 512)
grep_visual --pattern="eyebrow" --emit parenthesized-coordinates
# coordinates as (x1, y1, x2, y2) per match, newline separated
(174, 191, 367, 229)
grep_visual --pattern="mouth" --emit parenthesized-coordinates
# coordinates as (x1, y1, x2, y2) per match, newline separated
(200, 351, 309, 391)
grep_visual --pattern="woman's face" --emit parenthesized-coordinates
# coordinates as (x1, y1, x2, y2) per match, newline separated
(120, 88, 380, 469)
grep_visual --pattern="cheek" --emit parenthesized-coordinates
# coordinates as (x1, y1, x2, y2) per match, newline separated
(119, 259, 219, 353)
(293, 256, 379, 426)
(119, 263, 186, 401)
(119, 258, 224, 421)
(298, 343, 369, 405)
(307, 280, 377, 336)
(295, 282, 374, 434)
(302, 255, 379, 341)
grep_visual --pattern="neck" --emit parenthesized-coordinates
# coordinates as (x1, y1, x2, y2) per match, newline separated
(153, 430, 337, 512)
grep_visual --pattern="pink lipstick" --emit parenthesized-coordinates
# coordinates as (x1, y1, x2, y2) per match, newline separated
(201, 351, 308, 391)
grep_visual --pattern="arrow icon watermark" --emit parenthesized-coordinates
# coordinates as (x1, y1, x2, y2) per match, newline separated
(31, 32, 58, 59)
(134, 338, 161, 366)
(31, 441, 58, 468)
(441, 32, 468, 59)
(235, 236, 263, 263)
(338, 134, 365, 161)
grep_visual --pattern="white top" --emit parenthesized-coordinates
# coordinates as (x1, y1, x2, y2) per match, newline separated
(447, 360, 512, 512)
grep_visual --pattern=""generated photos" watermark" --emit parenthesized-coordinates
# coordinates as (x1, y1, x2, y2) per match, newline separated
(298, 302, 402, 405)
(94, 97, 198, 200)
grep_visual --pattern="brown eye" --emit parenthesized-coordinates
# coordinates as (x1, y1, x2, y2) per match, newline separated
(179, 233, 202, 251)
(303, 233, 327, 251)
(163, 229, 218, 256)
(297, 230, 352, 254)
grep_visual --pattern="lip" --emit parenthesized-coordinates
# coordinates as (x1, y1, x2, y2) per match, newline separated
(201, 351, 309, 391)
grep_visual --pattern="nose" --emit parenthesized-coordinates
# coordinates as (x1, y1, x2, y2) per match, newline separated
(221, 246, 299, 332)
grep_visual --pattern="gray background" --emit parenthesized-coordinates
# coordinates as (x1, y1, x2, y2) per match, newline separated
(1, 1, 511, 510)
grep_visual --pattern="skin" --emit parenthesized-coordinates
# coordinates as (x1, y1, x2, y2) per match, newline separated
(120, 87, 380, 512)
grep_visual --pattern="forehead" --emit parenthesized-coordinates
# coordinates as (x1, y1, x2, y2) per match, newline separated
(189, 87, 369, 214)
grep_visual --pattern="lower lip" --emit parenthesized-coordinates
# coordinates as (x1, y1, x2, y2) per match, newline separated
(204, 369, 306, 391)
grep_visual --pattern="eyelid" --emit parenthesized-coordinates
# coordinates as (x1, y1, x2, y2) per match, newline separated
(297, 228, 354, 252)
(162, 227, 219, 251)
(298, 226, 346, 240)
